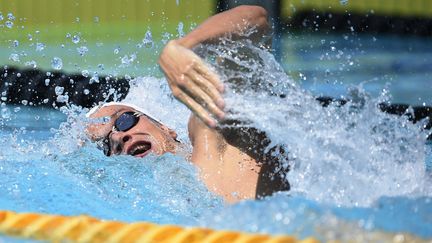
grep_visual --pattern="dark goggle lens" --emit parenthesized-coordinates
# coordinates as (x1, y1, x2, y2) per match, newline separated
(114, 112, 140, 132)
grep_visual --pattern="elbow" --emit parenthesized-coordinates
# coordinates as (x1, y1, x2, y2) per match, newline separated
(234, 5, 269, 30)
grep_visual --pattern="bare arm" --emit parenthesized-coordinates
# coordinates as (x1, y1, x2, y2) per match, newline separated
(176, 5, 269, 48)
(159, 5, 270, 128)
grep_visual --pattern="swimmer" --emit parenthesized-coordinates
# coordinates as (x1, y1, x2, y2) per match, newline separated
(87, 5, 289, 203)
(86, 5, 432, 203)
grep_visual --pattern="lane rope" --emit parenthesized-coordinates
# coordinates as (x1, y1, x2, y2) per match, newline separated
(0, 210, 319, 243)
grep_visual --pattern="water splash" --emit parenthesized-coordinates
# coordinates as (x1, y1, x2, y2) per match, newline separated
(197, 39, 430, 207)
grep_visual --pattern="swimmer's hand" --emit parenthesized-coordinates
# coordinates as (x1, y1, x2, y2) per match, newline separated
(159, 40, 225, 128)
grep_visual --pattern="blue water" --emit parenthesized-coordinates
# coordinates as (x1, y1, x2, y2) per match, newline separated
(1, 32, 432, 242)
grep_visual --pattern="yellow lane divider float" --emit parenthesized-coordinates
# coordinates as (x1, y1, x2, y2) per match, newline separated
(0, 210, 319, 243)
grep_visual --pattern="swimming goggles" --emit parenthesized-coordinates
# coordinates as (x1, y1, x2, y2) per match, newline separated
(97, 111, 143, 156)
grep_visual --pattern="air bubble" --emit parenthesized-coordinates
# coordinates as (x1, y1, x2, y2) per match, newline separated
(12, 40, 19, 47)
(45, 79, 50, 86)
(51, 57, 63, 70)
(83, 89, 90, 95)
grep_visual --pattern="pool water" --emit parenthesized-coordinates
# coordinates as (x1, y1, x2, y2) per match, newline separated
(1, 30, 432, 242)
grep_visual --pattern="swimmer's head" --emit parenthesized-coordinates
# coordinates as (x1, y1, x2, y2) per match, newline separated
(86, 102, 179, 157)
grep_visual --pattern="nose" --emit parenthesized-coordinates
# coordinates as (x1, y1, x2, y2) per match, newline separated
(110, 132, 132, 154)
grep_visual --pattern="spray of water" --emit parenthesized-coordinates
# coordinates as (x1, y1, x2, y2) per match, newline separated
(196, 38, 431, 207)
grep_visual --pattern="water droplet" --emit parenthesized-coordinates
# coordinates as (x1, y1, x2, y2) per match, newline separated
(51, 57, 63, 70)
(331, 46, 336, 51)
(28, 34, 33, 41)
(177, 22, 184, 37)
(0, 13, 3, 21)
(114, 47, 120, 54)
(83, 89, 90, 95)
(77, 46, 89, 56)
(89, 76, 99, 84)
(340, 0, 348, 5)
(12, 40, 19, 47)
(9, 53, 20, 62)
(25, 60, 37, 68)
(81, 70, 90, 77)
(72, 35, 80, 44)
(36, 42, 45, 52)
(142, 30, 153, 48)
(93, 16, 99, 23)
(7, 13, 15, 21)
(1, 107, 11, 119)
(45, 79, 50, 86)
(56, 94, 69, 103)
(176, 0, 180, 5)
(5, 21, 13, 29)
(21, 100, 28, 106)
(120, 54, 136, 67)
(66, 33, 71, 38)
(75, 17, 80, 22)
(54, 86, 64, 95)
(14, 107, 21, 113)
(349, 61, 354, 66)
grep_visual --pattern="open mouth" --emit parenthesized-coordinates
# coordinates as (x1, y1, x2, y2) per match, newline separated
(129, 141, 152, 157)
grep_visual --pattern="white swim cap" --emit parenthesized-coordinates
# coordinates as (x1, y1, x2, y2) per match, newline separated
(86, 101, 164, 126)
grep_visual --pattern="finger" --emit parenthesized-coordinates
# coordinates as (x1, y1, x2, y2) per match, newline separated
(174, 88, 218, 128)
(193, 60, 224, 93)
(187, 70, 225, 109)
(181, 78, 225, 120)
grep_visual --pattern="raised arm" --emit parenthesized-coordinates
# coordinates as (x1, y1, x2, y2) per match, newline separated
(159, 5, 270, 128)
(176, 5, 269, 48)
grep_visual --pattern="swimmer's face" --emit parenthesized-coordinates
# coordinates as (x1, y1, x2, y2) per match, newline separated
(86, 104, 179, 157)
